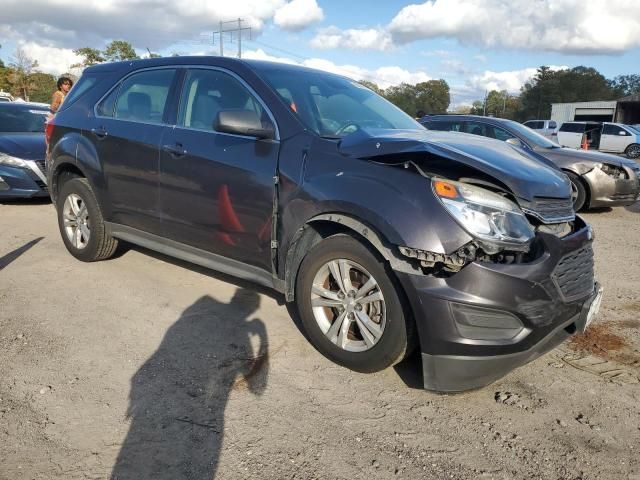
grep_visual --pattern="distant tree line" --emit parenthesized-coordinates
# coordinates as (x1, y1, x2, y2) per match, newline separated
(465, 66, 640, 122)
(359, 79, 451, 116)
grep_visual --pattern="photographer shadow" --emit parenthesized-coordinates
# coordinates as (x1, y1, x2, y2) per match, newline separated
(111, 289, 268, 479)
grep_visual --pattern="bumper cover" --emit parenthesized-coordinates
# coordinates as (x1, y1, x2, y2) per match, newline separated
(422, 283, 600, 392)
(396, 217, 598, 392)
(0, 163, 48, 199)
(584, 165, 640, 208)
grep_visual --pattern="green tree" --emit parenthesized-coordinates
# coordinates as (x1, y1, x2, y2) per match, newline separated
(609, 74, 640, 97)
(414, 79, 450, 114)
(357, 80, 384, 95)
(9, 47, 39, 100)
(519, 66, 618, 119)
(72, 47, 105, 68)
(103, 40, 139, 62)
(28, 71, 57, 103)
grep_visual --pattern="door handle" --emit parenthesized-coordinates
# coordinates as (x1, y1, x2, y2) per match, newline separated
(162, 143, 187, 157)
(91, 127, 108, 139)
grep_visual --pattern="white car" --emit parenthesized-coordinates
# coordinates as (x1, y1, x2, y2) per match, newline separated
(0, 92, 14, 102)
(523, 119, 559, 141)
(557, 121, 640, 159)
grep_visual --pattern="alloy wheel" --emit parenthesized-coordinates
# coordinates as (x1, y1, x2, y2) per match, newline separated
(310, 259, 386, 352)
(62, 193, 90, 249)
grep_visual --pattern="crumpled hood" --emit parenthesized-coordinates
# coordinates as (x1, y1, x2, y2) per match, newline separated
(0, 133, 45, 160)
(339, 128, 571, 202)
(538, 145, 639, 169)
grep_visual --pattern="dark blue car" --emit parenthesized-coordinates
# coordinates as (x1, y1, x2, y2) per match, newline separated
(47, 57, 601, 392)
(0, 102, 49, 199)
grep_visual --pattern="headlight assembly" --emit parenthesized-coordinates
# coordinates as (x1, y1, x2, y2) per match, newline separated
(432, 179, 534, 251)
(0, 152, 28, 169)
(598, 163, 627, 179)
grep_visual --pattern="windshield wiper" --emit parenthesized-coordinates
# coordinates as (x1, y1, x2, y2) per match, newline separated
(320, 135, 342, 140)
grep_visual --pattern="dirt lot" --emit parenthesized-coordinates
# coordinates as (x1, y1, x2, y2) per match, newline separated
(1, 199, 639, 480)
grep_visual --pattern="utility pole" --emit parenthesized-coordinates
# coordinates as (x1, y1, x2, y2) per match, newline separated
(212, 19, 252, 58)
(483, 90, 488, 116)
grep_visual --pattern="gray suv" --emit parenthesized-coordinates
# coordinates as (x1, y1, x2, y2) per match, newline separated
(47, 57, 601, 391)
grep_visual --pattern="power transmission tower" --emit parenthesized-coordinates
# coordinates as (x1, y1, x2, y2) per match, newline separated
(212, 19, 252, 58)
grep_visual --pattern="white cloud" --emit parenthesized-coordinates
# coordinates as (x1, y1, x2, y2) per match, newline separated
(388, 0, 640, 54)
(274, 0, 324, 32)
(468, 65, 567, 94)
(310, 26, 393, 51)
(18, 42, 82, 77)
(308, 1, 640, 54)
(0, 0, 294, 51)
(243, 49, 430, 89)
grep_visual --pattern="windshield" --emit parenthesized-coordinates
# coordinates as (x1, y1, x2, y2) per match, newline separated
(507, 120, 559, 148)
(257, 67, 421, 137)
(627, 125, 640, 134)
(0, 107, 49, 133)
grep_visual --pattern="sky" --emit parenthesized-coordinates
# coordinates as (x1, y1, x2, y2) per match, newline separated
(1, 0, 639, 107)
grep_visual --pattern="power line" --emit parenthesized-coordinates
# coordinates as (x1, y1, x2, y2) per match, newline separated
(212, 19, 251, 58)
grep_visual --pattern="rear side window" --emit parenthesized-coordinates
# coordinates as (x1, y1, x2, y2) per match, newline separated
(177, 68, 267, 132)
(426, 120, 463, 132)
(58, 73, 100, 112)
(113, 69, 176, 124)
(559, 123, 584, 133)
(524, 120, 544, 129)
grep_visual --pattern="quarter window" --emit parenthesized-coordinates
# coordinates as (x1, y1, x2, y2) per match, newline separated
(178, 68, 267, 132)
(112, 69, 176, 124)
(524, 120, 544, 129)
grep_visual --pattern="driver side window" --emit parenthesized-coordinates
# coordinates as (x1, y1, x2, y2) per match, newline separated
(178, 69, 267, 132)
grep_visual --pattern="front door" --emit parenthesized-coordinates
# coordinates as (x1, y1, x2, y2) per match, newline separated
(600, 123, 633, 153)
(91, 68, 178, 234)
(158, 67, 279, 271)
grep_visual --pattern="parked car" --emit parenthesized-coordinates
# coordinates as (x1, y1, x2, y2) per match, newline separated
(0, 91, 14, 102)
(47, 57, 601, 392)
(421, 115, 640, 211)
(523, 119, 558, 141)
(0, 102, 49, 199)
(557, 121, 640, 159)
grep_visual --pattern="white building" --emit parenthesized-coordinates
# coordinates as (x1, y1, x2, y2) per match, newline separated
(551, 96, 640, 125)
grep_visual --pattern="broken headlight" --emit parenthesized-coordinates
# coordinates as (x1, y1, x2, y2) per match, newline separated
(597, 163, 627, 179)
(432, 179, 534, 252)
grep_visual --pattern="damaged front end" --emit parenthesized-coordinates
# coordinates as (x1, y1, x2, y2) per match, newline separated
(338, 128, 599, 392)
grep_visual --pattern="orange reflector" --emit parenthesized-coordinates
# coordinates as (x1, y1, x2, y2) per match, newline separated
(433, 180, 459, 199)
(290, 102, 298, 113)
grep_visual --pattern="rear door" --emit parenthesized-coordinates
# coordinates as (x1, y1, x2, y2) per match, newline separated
(91, 68, 178, 234)
(599, 123, 633, 153)
(158, 67, 279, 271)
(557, 123, 583, 148)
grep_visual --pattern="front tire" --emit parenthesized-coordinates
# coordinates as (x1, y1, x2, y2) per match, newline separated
(295, 234, 413, 373)
(567, 171, 587, 212)
(56, 177, 118, 262)
(625, 143, 640, 159)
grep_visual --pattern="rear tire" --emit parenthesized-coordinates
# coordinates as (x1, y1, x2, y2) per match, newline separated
(567, 172, 587, 212)
(56, 177, 118, 262)
(625, 143, 640, 159)
(295, 234, 413, 373)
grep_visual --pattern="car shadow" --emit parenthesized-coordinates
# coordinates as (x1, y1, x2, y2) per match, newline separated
(110, 289, 268, 480)
(0, 237, 44, 271)
(118, 243, 283, 304)
(625, 202, 640, 213)
(583, 207, 613, 215)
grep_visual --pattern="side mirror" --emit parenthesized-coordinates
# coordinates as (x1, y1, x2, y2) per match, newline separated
(618, 130, 627, 136)
(506, 137, 523, 147)
(214, 109, 275, 140)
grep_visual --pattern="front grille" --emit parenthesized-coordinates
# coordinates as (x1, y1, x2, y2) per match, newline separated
(35, 160, 47, 176)
(525, 197, 575, 223)
(552, 245, 594, 301)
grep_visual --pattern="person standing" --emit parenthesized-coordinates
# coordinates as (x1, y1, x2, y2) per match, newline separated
(50, 76, 73, 114)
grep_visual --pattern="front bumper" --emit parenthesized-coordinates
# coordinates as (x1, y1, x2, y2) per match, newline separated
(0, 162, 48, 199)
(584, 164, 640, 208)
(396, 217, 598, 392)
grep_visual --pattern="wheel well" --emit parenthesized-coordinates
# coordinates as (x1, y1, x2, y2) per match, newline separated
(52, 163, 84, 200)
(562, 168, 591, 208)
(283, 217, 414, 302)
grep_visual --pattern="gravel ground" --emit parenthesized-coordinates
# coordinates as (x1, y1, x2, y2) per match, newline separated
(0, 198, 639, 480)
